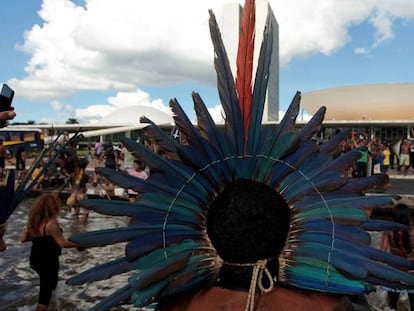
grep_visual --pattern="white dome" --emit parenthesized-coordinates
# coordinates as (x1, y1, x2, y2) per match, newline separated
(98, 105, 173, 125)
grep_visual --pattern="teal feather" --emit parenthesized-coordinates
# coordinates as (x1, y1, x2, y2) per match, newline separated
(170, 98, 229, 186)
(137, 193, 204, 215)
(125, 231, 201, 262)
(80, 199, 200, 224)
(88, 284, 132, 311)
(314, 146, 365, 174)
(365, 261, 414, 286)
(161, 256, 217, 297)
(260, 92, 300, 156)
(366, 245, 412, 268)
(129, 250, 191, 291)
(292, 239, 414, 286)
(293, 244, 367, 280)
(361, 219, 406, 231)
(319, 129, 350, 156)
(283, 171, 347, 202)
(297, 106, 326, 143)
(255, 132, 300, 182)
(284, 256, 368, 293)
(139, 116, 181, 159)
(278, 152, 331, 192)
(208, 9, 244, 156)
(69, 224, 199, 247)
(268, 140, 319, 188)
(176, 145, 223, 189)
(134, 241, 202, 270)
(96, 167, 205, 205)
(192, 92, 233, 183)
(295, 194, 398, 212)
(164, 267, 213, 297)
(284, 146, 363, 192)
(66, 257, 132, 285)
(291, 223, 371, 245)
(131, 277, 170, 307)
(247, 10, 273, 155)
(119, 137, 209, 197)
(293, 206, 367, 224)
(366, 275, 414, 291)
(342, 174, 392, 193)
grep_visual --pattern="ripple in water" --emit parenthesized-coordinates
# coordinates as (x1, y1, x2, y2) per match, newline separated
(0, 197, 148, 311)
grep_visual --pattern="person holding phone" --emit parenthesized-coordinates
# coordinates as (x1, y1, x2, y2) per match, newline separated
(0, 84, 16, 252)
(0, 110, 16, 126)
(0, 83, 16, 127)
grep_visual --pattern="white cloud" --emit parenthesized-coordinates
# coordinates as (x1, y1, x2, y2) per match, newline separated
(7, 0, 414, 122)
(207, 104, 225, 123)
(75, 88, 169, 124)
(354, 47, 368, 55)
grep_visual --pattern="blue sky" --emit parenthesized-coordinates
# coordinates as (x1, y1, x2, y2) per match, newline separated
(1, 0, 413, 125)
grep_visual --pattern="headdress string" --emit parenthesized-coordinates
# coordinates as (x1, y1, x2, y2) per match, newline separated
(224, 258, 275, 311)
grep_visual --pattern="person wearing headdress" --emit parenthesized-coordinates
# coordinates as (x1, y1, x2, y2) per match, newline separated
(66, 1, 414, 310)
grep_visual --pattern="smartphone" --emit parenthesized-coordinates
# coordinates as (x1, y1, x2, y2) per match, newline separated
(0, 83, 15, 112)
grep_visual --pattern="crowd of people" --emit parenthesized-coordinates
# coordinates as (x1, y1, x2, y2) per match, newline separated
(336, 131, 414, 178)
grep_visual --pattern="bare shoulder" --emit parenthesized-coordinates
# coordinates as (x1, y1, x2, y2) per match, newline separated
(46, 219, 61, 234)
(156, 286, 355, 311)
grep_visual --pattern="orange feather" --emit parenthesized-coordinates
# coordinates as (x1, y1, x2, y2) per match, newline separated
(235, 0, 255, 149)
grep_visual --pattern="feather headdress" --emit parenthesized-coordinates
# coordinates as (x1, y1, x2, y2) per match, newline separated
(67, 1, 414, 310)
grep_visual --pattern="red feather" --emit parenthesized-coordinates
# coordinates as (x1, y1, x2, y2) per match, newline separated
(235, 0, 255, 150)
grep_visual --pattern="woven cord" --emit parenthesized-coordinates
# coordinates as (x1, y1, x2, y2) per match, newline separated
(224, 258, 274, 311)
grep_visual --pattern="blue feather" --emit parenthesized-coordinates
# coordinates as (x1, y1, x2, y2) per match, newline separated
(69, 225, 199, 248)
(361, 219, 406, 231)
(134, 240, 202, 270)
(139, 116, 181, 156)
(284, 256, 368, 294)
(261, 92, 300, 154)
(247, 11, 273, 155)
(66, 257, 132, 285)
(278, 152, 331, 192)
(89, 284, 132, 311)
(131, 277, 170, 307)
(297, 106, 326, 143)
(129, 250, 191, 291)
(192, 92, 233, 183)
(208, 10, 244, 156)
(291, 222, 371, 245)
(119, 137, 210, 197)
(293, 206, 367, 224)
(269, 140, 319, 188)
(295, 194, 398, 212)
(161, 256, 217, 297)
(125, 232, 201, 262)
(283, 171, 347, 202)
(341, 174, 392, 193)
(255, 132, 300, 182)
(319, 129, 350, 156)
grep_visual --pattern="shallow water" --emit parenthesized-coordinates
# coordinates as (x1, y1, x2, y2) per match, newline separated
(0, 197, 147, 311)
(0, 198, 410, 311)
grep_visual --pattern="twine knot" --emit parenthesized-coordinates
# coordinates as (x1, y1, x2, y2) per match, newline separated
(223, 257, 275, 311)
